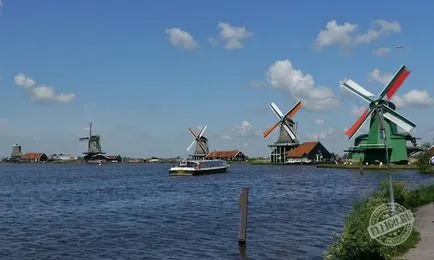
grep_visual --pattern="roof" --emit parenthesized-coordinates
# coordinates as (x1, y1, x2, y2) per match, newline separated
(21, 152, 46, 160)
(207, 150, 242, 158)
(287, 142, 320, 158)
(429, 146, 434, 152)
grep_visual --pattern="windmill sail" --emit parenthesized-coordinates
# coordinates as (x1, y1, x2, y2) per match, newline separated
(187, 124, 209, 158)
(263, 101, 302, 144)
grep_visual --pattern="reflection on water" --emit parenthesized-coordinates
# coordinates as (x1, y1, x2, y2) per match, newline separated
(0, 163, 432, 259)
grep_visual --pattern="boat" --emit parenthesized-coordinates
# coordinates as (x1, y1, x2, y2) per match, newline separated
(285, 158, 312, 164)
(169, 159, 229, 176)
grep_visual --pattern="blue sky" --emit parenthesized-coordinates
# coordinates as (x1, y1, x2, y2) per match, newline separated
(1, 0, 434, 158)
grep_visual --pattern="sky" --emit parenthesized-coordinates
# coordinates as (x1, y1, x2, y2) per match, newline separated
(1, 0, 434, 158)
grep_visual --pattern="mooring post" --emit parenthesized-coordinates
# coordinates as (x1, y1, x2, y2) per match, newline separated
(238, 187, 249, 246)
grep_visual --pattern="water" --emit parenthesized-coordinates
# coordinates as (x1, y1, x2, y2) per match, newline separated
(0, 163, 433, 259)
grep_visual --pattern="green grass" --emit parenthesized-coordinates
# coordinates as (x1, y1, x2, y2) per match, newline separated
(325, 181, 434, 260)
(317, 164, 417, 170)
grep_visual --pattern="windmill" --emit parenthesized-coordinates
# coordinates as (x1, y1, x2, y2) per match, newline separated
(79, 122, 105, 160)
(186, 124, 208, 160)
(341, 65, 417, 164)
(263, 101, 302, 163)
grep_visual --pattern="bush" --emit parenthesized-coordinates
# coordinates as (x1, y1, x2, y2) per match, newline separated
(324, 181, 434, 260)
(416, 150, 434, 174)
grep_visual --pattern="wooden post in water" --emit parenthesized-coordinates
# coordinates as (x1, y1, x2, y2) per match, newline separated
(238, 187, 249, 246)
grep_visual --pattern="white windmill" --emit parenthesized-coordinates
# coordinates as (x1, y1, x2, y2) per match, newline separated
(186, 124, 209, 160)
(263, 101, 303, 163)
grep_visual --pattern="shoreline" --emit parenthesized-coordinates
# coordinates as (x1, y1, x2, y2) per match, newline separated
(397, 203, 434, 259)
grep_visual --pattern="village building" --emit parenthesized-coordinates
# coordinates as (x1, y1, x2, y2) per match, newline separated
(286, 142, 332, 163)
(49, 154, 78, 161)
(21, 153, 48, 163)
(206, 150, 247, 161)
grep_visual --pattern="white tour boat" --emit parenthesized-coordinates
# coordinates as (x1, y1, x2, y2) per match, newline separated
(169, 159, 229, 176)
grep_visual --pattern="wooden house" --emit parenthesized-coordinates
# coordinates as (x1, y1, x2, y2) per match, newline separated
(206, 150, 247, 161)
(286, 142, 332, 163)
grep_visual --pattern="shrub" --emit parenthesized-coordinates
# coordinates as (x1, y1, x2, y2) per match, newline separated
(416, 150, 434, 174)
(324, 181, 432, 260)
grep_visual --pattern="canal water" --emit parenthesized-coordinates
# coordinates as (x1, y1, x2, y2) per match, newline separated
(0, 163, 433, 259)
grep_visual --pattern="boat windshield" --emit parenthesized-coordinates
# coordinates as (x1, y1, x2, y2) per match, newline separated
(179, 161, 197, 167)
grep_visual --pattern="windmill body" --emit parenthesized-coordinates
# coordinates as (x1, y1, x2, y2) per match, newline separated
(263, 101, 302, 163)
(342, 65, 417, 164)
(79, 123, 106, 162)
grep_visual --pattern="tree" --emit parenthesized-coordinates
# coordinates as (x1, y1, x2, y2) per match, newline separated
(421, 142, 432, 150)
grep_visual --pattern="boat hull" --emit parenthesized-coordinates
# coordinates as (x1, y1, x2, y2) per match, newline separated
(169, 166, 229, 176)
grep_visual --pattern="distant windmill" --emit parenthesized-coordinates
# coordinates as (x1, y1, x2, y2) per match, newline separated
(186, 124, 208, 160)
(263, 101, 302, 143)
(79, 123, 105, 158)
(263, 101, 302, 163)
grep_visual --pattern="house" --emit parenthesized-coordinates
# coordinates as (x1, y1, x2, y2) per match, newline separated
(206, 150, 247, 161)
(49, 154, 78, 161)
(286, 142, 332, 163)
(21, 153, 48, 163)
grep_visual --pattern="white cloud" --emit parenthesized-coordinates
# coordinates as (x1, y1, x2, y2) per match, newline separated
(351, 105, 366, 116)
(373, 47, 391, 56)
(392, 89, 434, 108)
(315, 20, 401, 49)
(306, 127, 334, 141)
(367, 68, 393, 85)
(233, 120, 253, 135)
(264, 59, 338, 111)
(232, 120, 261, 138)
(210, 22, 252, 50)
(14, 73, 75, 103)
(165, 28, 198, 50)
(220, 135, 232, 140)
(314, 118, 325, 125)
(14, 73, 35, 88)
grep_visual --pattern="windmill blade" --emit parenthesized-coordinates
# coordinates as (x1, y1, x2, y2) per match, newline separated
(187, 128, 199, 138)
(263, 121, 280, 138)
(283, 101, 302, 120)
(269, 102, 284, 120)
(79, 137, 89, 141)
(345, 107, 374, 139)
(198, 124, 207, 137)
(282, 122, 297, 140)
(378, 65, 410, 100)
(382, 106, 416, 133)
(341, 79, 375, 103)
(186, 139, 196, 151)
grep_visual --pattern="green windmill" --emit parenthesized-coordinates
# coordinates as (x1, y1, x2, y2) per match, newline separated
(341, 65, 417, 165)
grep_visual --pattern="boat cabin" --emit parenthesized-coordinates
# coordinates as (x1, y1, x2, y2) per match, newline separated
(178, 159, 227, 169)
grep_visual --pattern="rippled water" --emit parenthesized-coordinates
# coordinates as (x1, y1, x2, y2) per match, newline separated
(0, 163, 433, 259)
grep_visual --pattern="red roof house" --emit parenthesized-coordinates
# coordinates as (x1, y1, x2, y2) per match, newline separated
(21, 152, 48, 162)
(206, 150, 247, 161)
(286, 142, 332, 162)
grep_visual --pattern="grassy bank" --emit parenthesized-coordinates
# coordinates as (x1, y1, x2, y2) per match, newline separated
(325, 181, 434, 259)
(317, 164, 418, 170)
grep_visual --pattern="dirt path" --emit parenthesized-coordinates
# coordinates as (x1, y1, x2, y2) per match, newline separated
(401, 203, 434, 260)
